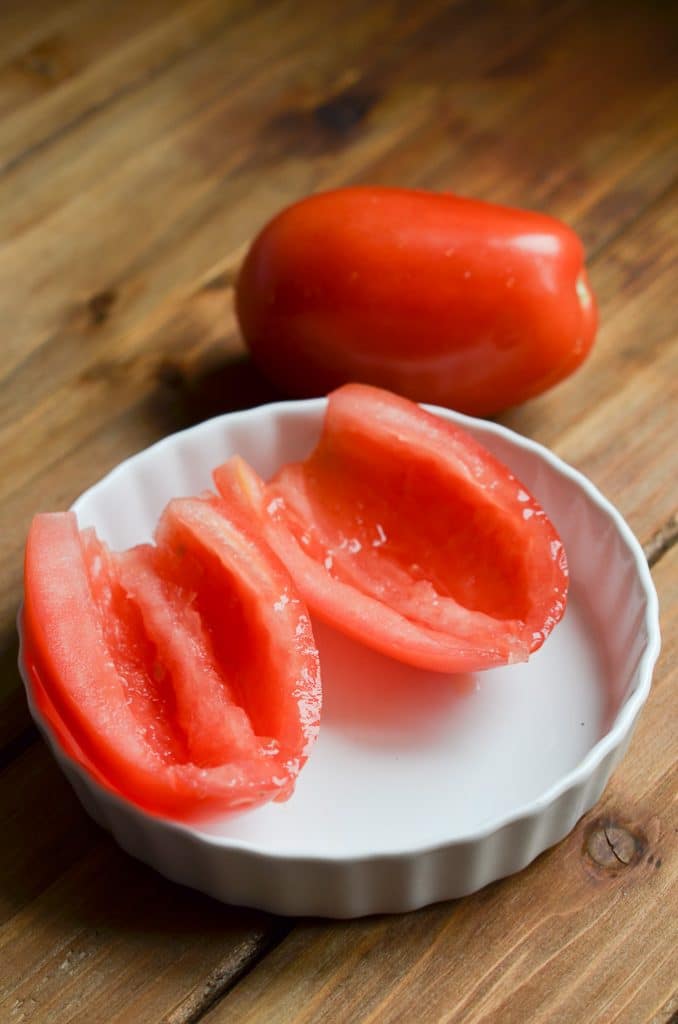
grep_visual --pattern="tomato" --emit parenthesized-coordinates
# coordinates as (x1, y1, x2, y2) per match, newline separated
(214, 384, 568, 673)
(235, 187, 597, 416)
(24, 641, 116, 796)
(23, 500, 321, 820)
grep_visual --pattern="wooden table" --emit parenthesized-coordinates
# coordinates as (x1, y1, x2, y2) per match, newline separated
(1, 2, 676, 1021)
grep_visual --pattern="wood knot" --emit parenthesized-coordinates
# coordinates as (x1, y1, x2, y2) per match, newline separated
(313, 89, 375, 136)
(16, 37, 72, 84)
(262, 86, 377, 159)
(584, 819, 646, 871)
(87, 289, 117, 326)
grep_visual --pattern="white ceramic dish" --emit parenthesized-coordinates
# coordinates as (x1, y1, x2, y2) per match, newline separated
(18, 400, 660, 917)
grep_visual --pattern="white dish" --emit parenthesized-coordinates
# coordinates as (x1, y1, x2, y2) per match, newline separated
(18, 400, 660, 917)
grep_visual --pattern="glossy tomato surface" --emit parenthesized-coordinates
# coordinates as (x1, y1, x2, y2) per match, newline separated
(214, 384, 569, 674)
(236, 187, 597, 416)
(23, 501, 321, 821)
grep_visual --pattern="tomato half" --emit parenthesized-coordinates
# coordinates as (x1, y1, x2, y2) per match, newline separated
(235, 187, 597, 416)
(23, 502, 321, 820)
(214, 384, 568, 673)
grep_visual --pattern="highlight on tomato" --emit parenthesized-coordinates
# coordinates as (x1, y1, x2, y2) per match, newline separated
(23, 495, 321, 821)
(235, 187, 597, 416)
(215, 384, 569, 674)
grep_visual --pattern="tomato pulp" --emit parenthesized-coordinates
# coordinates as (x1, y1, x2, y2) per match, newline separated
(215, 384, 568, 673)
(23, 497, 321, 820)
(236, 187, 597, 416)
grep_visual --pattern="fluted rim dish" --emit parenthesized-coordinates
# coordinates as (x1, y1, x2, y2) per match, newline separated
(17, 399, 661, 914)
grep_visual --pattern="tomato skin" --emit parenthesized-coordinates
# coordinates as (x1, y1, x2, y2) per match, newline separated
(214, 384, 569, 674)
(236, 187, 597, 416)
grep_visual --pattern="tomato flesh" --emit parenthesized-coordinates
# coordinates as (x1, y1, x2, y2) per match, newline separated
(115, 543, 262, 767)
(23, 503, 321, 820)
(155, 494, 320, 769)
(24, 638, 120, 796)
(81, 529, 189, 764)
(214, 384, 568, 673)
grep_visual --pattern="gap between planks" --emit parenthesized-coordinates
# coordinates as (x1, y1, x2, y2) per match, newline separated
(164, 921, 293, 1024)
(645, 514, 678, 569)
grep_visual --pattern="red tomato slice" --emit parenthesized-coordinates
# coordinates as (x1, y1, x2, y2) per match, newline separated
(23, 506, 320, 820)
(80, 527, 190, 764)
(154, 494, 321, 772)
(214, 384, 568, 673)
(23, 638, 119, 796)
(115, 543, 263, 767)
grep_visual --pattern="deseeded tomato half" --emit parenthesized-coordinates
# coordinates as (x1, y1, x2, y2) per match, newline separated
(23, 497, 320, 820)
(214, 384, 568, 674)
(236, 187, 597, 416)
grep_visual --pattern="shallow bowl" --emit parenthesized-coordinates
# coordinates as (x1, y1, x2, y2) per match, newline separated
(18, 399, 660, 917)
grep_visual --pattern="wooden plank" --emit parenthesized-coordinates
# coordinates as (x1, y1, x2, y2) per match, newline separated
(0, 745, 99, 923)
(198, 545, 678, 1024)
(4, 0, 517, 240)
(0, 0, 261, 175)
(0, 0, 334, 234)
(0, 0, 190, 123)
(0, 0, 94, 67)
(0, 0, 450, 376)
(0, 737, 284, 1024)
(0, 842, 286, 1024)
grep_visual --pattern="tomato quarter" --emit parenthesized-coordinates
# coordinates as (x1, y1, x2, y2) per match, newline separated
(214, 384, 568, 674)
(23, 499, 321, 820)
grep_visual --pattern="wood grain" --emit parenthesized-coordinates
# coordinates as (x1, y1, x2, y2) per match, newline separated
(0, 0, 251, 175)
(0, 851, 285, 1024)
(0, 0, 102, 68)
(0, 0, 675, 1021)
(0, 1, 198, 126)
(0, 750, 285, 1024)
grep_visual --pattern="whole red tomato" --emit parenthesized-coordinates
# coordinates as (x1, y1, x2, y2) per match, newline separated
(235, 187, 597, 416)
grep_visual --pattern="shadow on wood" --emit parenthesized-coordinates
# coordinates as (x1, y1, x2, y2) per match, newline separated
(150, 353, 285, 434)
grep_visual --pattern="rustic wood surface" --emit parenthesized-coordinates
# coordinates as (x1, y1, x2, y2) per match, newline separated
(0, 1, 676, 1021)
